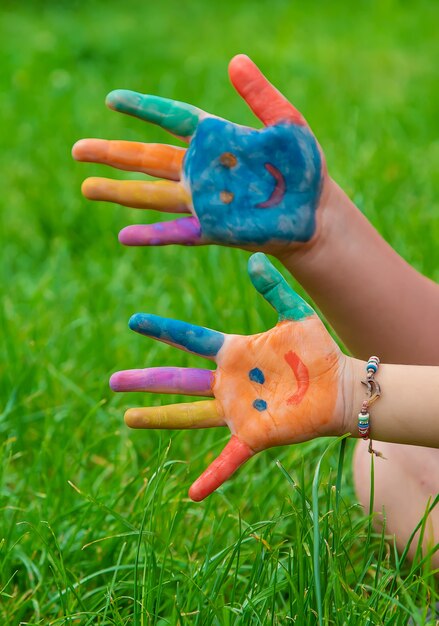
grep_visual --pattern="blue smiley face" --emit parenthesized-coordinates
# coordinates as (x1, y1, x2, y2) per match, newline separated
(183, 117, 323, 246)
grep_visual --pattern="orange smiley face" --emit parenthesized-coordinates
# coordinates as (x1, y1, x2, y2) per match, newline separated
(214, 317, 342, 452)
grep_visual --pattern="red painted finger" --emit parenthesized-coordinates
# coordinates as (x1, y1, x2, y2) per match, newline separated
(188, 435, 254, 501)
(228, 54, 306, 127)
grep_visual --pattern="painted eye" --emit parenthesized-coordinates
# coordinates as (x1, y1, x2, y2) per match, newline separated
(219, 152, 237, 168)
(248, 368, 267, 411)
(220, 191, 234, 204)
(249, 368, 265, 384)
(253, 399, 267, 412)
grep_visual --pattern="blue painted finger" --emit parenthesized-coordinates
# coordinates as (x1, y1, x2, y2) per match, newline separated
(248, 253, 315, 321)
(128, 313, 225, 359)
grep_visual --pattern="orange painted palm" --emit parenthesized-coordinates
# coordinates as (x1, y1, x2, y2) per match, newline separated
(72, 55, 327, 254)
(110, 254, 347, 500)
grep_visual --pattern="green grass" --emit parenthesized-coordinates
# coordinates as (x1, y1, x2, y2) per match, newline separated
(1, 0, 438, 623)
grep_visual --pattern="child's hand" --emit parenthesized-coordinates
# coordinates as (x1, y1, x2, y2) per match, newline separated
(73, 55, 327, 257)
(110, 254, 347, 500)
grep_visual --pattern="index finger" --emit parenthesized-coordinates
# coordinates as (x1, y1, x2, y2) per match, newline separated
(129, 313, 225, 360)
(106, 90, 206, 140)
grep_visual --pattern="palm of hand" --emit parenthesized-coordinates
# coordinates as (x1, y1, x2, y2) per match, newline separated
(183, 117, 322, 246)
(215, 319, 340, 452)
(110, 254, 344, 501)
(73, 55, 325, 252)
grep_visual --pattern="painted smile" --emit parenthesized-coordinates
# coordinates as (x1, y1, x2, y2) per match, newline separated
(256, 163, 286, 209)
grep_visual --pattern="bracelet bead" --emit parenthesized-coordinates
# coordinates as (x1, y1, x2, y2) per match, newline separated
(358, 357, 381, 451)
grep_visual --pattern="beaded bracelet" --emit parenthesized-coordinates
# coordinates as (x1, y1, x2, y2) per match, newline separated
(358, 356, 383, 457)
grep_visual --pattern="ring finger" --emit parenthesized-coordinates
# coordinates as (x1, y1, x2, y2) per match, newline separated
(81, 178, 191, 213)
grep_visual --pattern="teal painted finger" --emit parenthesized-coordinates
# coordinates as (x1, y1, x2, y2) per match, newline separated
(106, 90, 202, 138)
(248, 253, 315, 321)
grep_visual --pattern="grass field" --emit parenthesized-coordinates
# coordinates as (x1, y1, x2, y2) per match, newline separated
(1, 0, 438, 623)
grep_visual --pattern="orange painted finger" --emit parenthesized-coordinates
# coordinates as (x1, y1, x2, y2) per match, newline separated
(81, 178, 191, 213)
(228, 54, 306, 127)
(188, 435, 254, 501)
(72, 139, 185, 181)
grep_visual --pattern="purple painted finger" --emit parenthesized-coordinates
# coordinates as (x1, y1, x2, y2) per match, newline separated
(110, 367, 214, 396)
(118, 216, 203, 246)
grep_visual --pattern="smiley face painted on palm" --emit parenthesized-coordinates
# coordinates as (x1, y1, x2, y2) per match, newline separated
(183, 118, 322, 245)
(213, 318, 338, 452)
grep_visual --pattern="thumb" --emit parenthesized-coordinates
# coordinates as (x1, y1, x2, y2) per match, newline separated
(188, 435, 254, 501)
(248, 253, 315, 322)
(228, 54, 306, 127)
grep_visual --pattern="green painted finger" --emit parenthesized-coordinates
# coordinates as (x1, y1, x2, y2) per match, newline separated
(248, 253, 315, 322)
(106, 90, 204, 139)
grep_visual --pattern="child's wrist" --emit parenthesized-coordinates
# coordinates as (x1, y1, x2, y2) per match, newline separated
(276, 177, 350, 272)
(338, 357, 368, 439)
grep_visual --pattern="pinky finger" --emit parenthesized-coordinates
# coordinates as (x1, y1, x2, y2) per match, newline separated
(188, 435, 255, 501)
(119, 216, 204, 246)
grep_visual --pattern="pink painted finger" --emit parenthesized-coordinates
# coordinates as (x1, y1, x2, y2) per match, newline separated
(188, 435, 255, 502)
(110, 367, 214, 396)
(228, 54, 306, 127)
(119, 216, 203, 246)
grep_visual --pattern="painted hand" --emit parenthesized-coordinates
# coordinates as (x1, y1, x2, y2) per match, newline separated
(110, 254, 346, 500)
(72, 55, 326, 254)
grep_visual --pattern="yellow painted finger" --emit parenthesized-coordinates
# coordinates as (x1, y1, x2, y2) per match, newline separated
(81, 178, 191, 213)
(124, 400, 224, 429)
(72, 139, 185, 180)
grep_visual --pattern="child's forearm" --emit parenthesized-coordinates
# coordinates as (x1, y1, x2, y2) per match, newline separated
(343, 358, 439, 448)
(280, 179, 439, 365)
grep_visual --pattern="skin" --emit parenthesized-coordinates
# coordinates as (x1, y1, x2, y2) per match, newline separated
(348, 360, 439, 567)
(73, 54, 439, 558)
